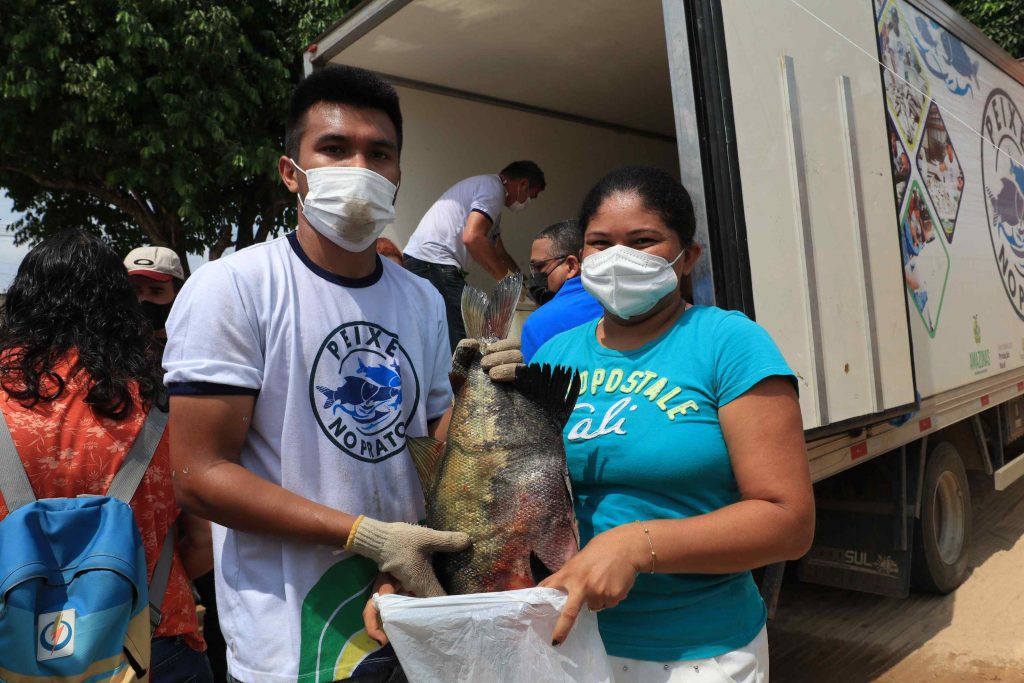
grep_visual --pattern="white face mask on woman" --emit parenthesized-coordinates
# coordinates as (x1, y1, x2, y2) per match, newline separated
(291, 160, 398, 252)
(581, 244, 684, 320)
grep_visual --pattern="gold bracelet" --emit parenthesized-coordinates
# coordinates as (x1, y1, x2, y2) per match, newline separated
(345, 515, 366, 552)
(635, 520, 656, 573)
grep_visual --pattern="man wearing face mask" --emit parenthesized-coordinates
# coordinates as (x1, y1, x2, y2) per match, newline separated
(163, 65, 468, 683)
(520, 220, 603, 363)
(403, 161, 546, 352)
(124, 246, 185, 346)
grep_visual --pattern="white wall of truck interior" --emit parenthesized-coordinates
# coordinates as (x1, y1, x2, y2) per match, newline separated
(379, 86, 678, 293)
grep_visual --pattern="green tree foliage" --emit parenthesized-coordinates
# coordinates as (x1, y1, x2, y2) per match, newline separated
(948, 0, 1024, 59)
(0, 0, 356, 271)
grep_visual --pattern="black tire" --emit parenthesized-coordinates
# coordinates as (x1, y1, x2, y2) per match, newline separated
(912, 442, 972, 593)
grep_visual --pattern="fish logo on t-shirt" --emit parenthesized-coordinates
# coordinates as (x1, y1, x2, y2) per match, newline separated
(316, 359, 403, 432)
(310, 322, 421, 463)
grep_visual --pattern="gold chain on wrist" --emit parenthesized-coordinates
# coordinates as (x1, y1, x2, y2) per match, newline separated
(635, 520, 656, 573)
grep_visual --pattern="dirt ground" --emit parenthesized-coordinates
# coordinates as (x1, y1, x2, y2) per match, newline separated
(769, 472, 1024, 682)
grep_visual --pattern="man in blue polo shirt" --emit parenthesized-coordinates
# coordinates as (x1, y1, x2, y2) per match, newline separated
(521, 220, 603, 362)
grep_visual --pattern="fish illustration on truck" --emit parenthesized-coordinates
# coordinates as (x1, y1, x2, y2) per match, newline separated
(988, 161, 1024, 258)
(912, 13, 979, 95)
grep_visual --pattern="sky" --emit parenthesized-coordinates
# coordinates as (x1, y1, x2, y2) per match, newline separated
(0, 192, 209, 291)
(0, 194, 30, 290)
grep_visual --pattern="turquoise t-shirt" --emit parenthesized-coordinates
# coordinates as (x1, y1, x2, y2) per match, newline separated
(531, 305, 795, 662)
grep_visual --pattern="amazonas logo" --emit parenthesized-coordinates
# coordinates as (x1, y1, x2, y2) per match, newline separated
(982, 89, 1024, 320)
(36, 609, 75, 661)
(309, 322, 420, 463)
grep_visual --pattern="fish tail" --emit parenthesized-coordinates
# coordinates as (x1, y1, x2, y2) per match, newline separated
(461, 272, 523, 342)
(514, 363, 581, 428)
(315, 385, 334, 409)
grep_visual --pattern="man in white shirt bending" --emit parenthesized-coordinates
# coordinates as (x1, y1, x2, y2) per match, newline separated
(403, 162, 546, 351)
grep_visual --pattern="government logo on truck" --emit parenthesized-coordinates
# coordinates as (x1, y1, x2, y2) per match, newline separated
(982, 89, 1024, 320)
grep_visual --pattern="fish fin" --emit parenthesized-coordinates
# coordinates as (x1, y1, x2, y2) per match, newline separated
(513, 363, 581, 428)
(529, 551, 554, 585)
(461, 272, 523, 341)
(407, 436, 445, 495)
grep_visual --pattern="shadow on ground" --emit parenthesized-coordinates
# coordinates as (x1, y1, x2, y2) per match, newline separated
(769, 473, 1024, 682)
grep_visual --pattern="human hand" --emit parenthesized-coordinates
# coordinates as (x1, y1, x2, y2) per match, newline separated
(349, 517, 471, 598)
(363, 573, 401, 646)
(480, 339, 523, 382)
(538, 526, 647, 645)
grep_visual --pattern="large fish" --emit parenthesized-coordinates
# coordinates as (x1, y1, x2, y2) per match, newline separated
(409, 274, 580, 594)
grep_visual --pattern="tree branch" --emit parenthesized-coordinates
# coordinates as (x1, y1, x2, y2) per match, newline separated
(254, 197, 289, 244)
(0, 164, 166, 244)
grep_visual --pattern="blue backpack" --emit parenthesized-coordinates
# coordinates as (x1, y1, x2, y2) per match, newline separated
(0, 406, 175, 682)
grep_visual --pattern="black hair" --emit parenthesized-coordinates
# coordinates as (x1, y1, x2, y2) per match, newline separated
(285, 65, 403, 161)
(0, 230, 163, 420)
(535, 219, 583, 257)
(500, 161, 546, 191)
(578, 165, 696, 245)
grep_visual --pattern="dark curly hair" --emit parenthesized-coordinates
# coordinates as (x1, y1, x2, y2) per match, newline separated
(0, 229, 163, 419)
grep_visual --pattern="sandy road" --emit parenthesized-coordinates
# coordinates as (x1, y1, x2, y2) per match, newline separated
(769, 472, 1024, 682)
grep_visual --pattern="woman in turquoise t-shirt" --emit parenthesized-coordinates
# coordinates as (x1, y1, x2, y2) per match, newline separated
(530, 166, 815, 682)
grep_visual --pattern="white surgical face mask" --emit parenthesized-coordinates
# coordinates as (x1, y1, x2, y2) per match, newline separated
(581, 244, 684, 320)
(291, 160, 398, 252)
(506, 179, 530, 213)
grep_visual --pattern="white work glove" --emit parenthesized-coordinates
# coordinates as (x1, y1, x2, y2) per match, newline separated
(480, 339, 523, 382)
(348, 517, 470, 598)
(451, 338, 524, 386)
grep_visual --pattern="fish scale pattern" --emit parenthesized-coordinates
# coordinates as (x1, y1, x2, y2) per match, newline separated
(428, 352, 580, 595)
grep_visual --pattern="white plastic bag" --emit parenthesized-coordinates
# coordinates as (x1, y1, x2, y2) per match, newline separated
(375, 587, 612, 683)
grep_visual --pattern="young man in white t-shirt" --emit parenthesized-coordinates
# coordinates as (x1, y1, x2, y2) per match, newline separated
(403, 161, 546, 351)
(164, 65, 469, 683)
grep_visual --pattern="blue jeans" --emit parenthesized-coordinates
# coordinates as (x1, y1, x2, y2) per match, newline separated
(403, 255, 467, 353)
(151, 636, 214, 683)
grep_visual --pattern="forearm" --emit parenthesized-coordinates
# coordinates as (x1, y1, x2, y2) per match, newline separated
(608, 498, 814, 575)
(176, 512, 214, 579)
(428, 412, 451, 443)
(174, 459, 356, 548)
(177, 536, 214, 579)
(493, 242, 520, 274)
(465, 239, 510, 280)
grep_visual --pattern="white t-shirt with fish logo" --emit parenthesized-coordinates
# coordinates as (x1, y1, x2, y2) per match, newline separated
(163, 232, 453, 682)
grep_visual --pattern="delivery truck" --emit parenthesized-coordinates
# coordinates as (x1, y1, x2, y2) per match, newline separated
(304, 0, 1024, 603)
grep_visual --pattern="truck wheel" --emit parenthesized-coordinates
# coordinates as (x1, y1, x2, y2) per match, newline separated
(912, 442, 972, 593)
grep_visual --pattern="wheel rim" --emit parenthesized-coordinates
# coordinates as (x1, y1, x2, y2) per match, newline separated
(932, 470, 966, 565)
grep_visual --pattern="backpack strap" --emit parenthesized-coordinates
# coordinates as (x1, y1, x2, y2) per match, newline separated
(104, 405, 176, 629)
(0, 407, 36, 511)
(106, 405, 168, 504)
(149, 520, 177, 629)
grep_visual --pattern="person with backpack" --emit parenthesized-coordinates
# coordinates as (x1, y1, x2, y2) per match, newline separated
(0, 230, 213, 682)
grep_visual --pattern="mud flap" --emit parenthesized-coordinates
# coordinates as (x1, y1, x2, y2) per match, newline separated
(798, 450, 916, 598)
